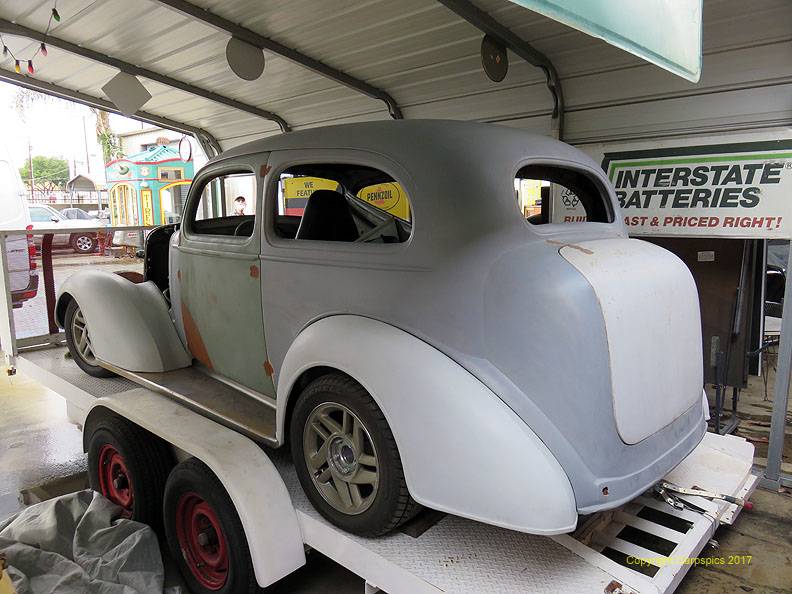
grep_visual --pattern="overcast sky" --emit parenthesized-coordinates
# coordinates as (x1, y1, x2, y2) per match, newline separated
(0, 80, 147, 183)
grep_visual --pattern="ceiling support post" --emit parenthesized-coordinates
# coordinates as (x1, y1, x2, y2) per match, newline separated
(436, 0, 565, 139)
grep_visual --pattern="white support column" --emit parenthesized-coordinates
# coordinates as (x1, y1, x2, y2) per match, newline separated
(0, 233, 18, 367)
(763, 246, 792, 488)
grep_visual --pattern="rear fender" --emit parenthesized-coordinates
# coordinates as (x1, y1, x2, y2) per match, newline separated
(57, 269, 191, 372)
(277, 315, 577, 535)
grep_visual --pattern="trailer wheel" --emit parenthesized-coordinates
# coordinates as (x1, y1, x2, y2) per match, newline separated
(87, 415, 173, 529)
(164, 459, 257, 594)
(64, 299, 115, 378)
(290, 372, 420, 536)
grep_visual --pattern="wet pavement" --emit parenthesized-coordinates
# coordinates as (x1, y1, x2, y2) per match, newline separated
(0, 370, 85, 521)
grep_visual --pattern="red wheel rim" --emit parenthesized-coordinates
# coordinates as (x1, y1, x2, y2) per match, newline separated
(97, 444, 134, 516)
(175, 492, 229, 590)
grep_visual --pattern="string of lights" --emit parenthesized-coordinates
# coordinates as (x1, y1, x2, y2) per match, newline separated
(0, 1, 60, 75)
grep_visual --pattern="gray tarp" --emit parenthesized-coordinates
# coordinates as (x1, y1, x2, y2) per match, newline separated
(0, 490, 169, 594)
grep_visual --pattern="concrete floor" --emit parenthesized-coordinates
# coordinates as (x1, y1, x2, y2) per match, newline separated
(1, 335, 791, 593)
(0, 371, 85, 520)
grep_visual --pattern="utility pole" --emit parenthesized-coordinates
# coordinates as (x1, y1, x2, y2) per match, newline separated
(27, 140, 34, 202)
(82, 115, 91, 174)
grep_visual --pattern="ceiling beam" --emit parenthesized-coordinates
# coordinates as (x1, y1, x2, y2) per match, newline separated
(436, 0, 565, 139)
(0, 18, 290, 133)
(0, 68, 223, 157)
(151, 0, 404, 119)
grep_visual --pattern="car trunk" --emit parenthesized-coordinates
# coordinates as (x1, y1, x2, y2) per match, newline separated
(559, 237, 703, 444)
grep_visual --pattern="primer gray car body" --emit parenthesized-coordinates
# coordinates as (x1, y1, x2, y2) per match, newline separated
(57, 120, 706, 533)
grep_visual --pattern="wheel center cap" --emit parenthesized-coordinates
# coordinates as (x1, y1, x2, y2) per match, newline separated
(327, 435, 357, 477)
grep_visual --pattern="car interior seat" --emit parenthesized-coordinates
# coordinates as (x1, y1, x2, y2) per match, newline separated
(295, 189, 359, 242)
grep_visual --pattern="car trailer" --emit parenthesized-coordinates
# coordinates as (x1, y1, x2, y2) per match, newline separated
(4, 336, 755, 594)
(0, 229, 757, 594)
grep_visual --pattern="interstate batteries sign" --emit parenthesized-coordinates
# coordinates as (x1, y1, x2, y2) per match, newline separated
(602, 141, 792, 238)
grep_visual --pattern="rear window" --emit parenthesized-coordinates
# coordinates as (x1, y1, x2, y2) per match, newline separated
(515, 165, 613, 225)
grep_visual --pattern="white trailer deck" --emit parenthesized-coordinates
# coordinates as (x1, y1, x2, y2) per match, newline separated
(14, 344, 758, 594)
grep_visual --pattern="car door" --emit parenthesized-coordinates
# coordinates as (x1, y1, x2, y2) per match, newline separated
(174, 153, 276, 400)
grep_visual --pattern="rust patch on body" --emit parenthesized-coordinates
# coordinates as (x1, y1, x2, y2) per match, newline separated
(180, 302, 213, 369)
(176, 270, 181, 282)
(546, 239, 594, 255)
(263, 360, 274, 377)
(260, 164, 271, 177)
(250, 264, 260, 278)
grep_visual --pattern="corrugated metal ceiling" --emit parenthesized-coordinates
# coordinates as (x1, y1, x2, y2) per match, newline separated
(0, 0, 789, 149)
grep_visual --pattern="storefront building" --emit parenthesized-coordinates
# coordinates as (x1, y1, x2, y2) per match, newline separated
(105, 145, 194, 226)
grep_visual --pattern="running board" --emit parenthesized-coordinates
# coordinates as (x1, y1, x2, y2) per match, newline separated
(100, 362, 278, 446)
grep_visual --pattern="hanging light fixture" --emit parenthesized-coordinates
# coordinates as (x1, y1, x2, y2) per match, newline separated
(39, 43, 48, 57)
(14, 60, 20, 74)
(27, 60, 34, 74)
(51, 7, 60, 22)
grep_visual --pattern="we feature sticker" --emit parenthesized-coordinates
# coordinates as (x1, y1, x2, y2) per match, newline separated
(603, 142, 792, 239)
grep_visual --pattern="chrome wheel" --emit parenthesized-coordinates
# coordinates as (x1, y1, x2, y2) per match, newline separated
(303, 402, 379, 515)
(70, 306, 97, 364)
(74, 235, 94, 252)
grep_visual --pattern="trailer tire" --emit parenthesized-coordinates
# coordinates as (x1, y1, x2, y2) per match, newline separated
(87, 415, 173, 531)
(290, 372, 420, 536)
(164, 458, 257, 594)
(64, 299, 116, 378)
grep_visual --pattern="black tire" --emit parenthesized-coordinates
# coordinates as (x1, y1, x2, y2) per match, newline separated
(87, 415, 173, 531)
(290, 373, 420, 536)
(164, 459, 257, 594)
(64, 299, 116, 378)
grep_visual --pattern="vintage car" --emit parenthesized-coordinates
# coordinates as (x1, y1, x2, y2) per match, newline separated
(56, 120, 705, 541)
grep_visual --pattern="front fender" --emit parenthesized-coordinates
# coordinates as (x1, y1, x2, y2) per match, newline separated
(277, 315, 577, 535)
(57, 270, 191, 372)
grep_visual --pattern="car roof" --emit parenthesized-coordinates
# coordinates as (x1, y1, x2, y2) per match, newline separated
(208, 120, 616, 233)
(212, 119, 599, 173)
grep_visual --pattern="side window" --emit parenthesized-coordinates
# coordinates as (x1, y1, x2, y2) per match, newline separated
(273, 163, 412, 244)
(515, 165, 613, 225)
(189, 171, 256, 237)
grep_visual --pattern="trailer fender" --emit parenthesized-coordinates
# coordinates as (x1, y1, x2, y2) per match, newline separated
(277, 315, 578, 535)
(56, 269, 191, 372)
(83, 390, 306, 588)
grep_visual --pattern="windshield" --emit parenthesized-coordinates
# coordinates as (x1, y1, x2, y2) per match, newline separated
(64, 209, 92, 220)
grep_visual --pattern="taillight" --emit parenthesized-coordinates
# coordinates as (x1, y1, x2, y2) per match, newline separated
(25, 224, 37, 270)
